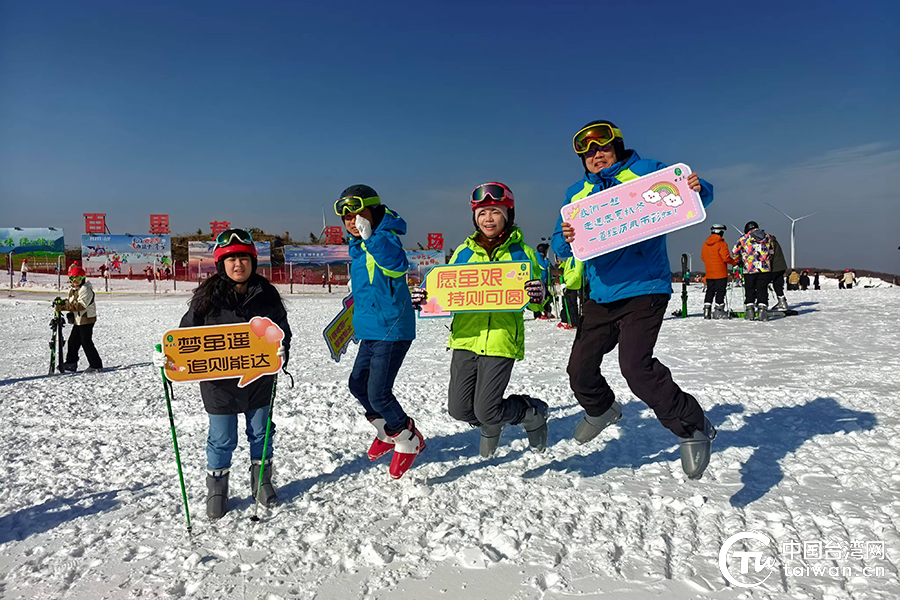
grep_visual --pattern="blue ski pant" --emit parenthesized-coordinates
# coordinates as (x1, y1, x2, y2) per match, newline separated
(348, 340, 412, 433)
(206, 406, 273, 470)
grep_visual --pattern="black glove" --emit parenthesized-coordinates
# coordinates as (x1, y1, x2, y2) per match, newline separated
(524, 280, 546, 304)
(410, 287, 427, 310)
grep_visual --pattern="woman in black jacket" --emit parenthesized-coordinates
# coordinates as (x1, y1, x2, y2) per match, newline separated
(164, 229, 292, 519)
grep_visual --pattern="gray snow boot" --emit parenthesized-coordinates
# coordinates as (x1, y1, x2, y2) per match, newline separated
(756, 303, 768, 322)
(573, 401, 622, 444)
(479, 423, 506, 458)
(250, 459, 278, 507)
(679, 417, 717, 480)
(703, 303, 712, 319)
(518, 397, 549, 452)
(775, 296, 789, 311)
(744, 303, 756, 321)
(206, 468, 230, 520)
(712, 303, 726, 319)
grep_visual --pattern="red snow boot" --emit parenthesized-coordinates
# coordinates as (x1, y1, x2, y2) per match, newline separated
(388, 418, 425, 479)
(367, 416, 394, 461)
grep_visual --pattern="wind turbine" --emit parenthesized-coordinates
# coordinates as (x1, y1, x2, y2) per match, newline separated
(763, 202, 818, 270)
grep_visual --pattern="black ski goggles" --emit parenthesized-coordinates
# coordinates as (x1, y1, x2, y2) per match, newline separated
(335, 195, 380, 216)
(215, 229, 253, 246)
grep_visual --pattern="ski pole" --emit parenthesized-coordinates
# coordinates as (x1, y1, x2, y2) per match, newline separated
(251, 374, 278, 523)
(156, 344, 192, 534)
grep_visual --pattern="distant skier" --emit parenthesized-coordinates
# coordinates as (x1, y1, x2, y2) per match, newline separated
(154, 229, 291, 519)
(335, 184, 423, 479)
(412, 182, 549, 458)
(788, 270, 801, 291)
(813, 271, 820, 290)
(19, 258, 28, 285)
(799, 270, 810, 291)
(532, 243, 554, 319)
(700, 224, 737, 319)
(553, 119, 717, 480)
(842, 270, 856, 289)
(55, 264, 103, 373)
(732, 221, 773, 321)
(769, 235, 789, 310)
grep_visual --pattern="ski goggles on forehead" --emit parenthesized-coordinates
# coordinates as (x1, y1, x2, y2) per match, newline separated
(334, 195, 379, 216)
(572, 123, 623, 154)
(215, 229, 253, 246)
(471, 183, 514, 206)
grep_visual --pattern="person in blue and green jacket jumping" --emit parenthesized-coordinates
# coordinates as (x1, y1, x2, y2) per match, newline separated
(336, 184, 424, 480)
(411, 182, 549, 458)
(551, 120, 717, 480)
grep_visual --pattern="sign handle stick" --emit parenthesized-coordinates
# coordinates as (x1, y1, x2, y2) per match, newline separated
(251, 374, 277, 523)
(156, 343, 192, 534)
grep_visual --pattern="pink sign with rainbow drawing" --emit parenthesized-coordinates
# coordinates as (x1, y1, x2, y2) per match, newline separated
(562, 164, 706, 261)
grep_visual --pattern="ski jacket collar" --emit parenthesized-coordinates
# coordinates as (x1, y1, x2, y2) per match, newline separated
(585, 150, 640, 187)
(349, 207, 408, 252)
(464, 226, 524, 258)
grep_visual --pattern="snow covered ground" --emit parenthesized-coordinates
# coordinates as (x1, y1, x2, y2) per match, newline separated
(1, 282, 898, 600)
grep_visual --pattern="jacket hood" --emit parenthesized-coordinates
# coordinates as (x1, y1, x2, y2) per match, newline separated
(704, 234, 724, 246)
(585, 150, 640, 184)
(749, 229, 769, 242)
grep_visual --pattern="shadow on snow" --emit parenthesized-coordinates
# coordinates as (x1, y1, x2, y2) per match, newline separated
(520, 397, 875, 507)
(0, 485, 153, 545)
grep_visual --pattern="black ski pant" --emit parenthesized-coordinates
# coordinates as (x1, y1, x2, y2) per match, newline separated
(566, 295, 705, 438)
(703, 278, 727, 305)
(447, 350, 527, 427)
(65, 322, 103, 369)
(770, 271, 785, 297)
(561, 289, 580, 325)
(743, 273, 770, 306)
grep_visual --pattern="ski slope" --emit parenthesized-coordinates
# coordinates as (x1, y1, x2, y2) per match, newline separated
(0, 283, 898, 600)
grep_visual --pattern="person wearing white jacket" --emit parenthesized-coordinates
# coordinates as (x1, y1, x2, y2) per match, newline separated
(55, 263, 103, 373)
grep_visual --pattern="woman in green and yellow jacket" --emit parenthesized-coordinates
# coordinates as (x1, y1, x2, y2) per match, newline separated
(412, 182, 549, 458)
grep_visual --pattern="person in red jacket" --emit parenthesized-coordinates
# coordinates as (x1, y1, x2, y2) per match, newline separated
(700, 224, 737, 319)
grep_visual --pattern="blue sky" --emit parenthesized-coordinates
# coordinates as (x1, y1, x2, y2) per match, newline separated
(1, 0, 898, 272)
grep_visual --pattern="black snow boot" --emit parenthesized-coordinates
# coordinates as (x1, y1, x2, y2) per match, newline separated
(479, 423, 506, 458)
(573, 401, 622, 444)
(679, 417, 717, 480)
(250, 459, 278, 507)
(744, 304, 756, 321)
(703, 303, 712, 319)
(517, 396, 549, 452)
(206, 468, 230, 520)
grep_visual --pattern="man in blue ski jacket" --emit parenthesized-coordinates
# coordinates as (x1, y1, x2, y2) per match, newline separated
(337, 184, 424, 480)
(551, 120, 717, 480)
